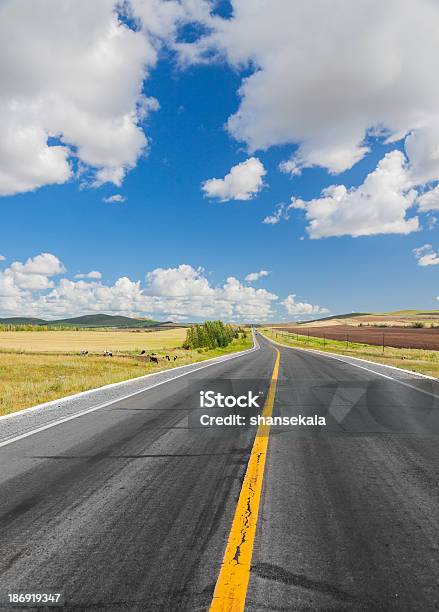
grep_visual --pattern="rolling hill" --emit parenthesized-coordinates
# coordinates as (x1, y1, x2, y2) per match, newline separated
(0, 314, 168, 328)
(271, 310, 439, 328)
(295, 312, 370, 325)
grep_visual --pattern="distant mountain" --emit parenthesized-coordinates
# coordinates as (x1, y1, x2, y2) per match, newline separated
(0, 314, 166, 328)
(46, 314, 161, 328)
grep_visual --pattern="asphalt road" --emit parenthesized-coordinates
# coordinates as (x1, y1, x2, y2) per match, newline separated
(1, 334, 439, 611)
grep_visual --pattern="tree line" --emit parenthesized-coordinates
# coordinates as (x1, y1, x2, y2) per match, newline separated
(0, 324, 95, 331)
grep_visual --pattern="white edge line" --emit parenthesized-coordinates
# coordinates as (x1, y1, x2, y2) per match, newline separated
(260, 332, 439, 402)
(0, 331, 259, 449)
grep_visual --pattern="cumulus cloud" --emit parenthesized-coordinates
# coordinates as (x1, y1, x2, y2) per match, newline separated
(219, 277, 277, 319)
(102, 194, 127, 204)
(1, 253, 65, 294)
(245, 270, 269, 282)
(283, 294, 329, 317)
(413, 244, 439, 267)
(290, 151, 419, 239)
(0, 0, 210, 196)
(418, 185, 439, 212)
(10, 253, 66, 277)
(185, 0, 439, 183)
(0, 251, 335, 322)
(145, 265, 277, 320)
(0, 254, 280, 321)
(202, 157, 266, 201)
(74, 271, 102, 279)
(146, 264, 214, 298)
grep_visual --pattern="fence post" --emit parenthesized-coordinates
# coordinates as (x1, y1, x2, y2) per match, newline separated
(323, 334, 326, 347)
(346, 334, 349, 349)
(382, 333, 385, 354)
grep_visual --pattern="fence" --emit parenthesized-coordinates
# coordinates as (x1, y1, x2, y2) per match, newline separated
(271, 328, 398, 353)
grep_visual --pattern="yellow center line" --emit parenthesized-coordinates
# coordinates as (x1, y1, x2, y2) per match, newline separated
(209, 348, 281, 612)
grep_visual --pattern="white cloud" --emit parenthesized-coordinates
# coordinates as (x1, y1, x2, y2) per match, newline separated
(418, 185, 439, 212)
(146, 264, 214, 298)
(0, 253, 335, 322)
(74, 271, 102, 279)
(245, 270, 269, 282)
(262, 203, 292, 225)
(202, 157, 266, 201)
(0, 253, 65, 295)
(185, 0, 439, 182)
(219, 276, 277, 319)
(283, 294, 329, 317)
(146, 266, 277, 319)
(413, 244, 439, 267)
(102, 194, 127, 204)
(0, 255, 5, 261)
(6, 253, 65, 291)
(0, 254, 282, 321)
(0, 0, 208, 196)
(279, 159, 302, 177)
(128, 0, 212, 40)
(290, 151, 419, 239)
(10, 253, 66, 277)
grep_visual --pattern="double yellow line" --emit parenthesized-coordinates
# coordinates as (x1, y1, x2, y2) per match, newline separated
(210, 348, 280, 612)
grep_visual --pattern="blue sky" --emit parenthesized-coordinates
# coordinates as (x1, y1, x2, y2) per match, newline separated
(1, 0, 438, 321)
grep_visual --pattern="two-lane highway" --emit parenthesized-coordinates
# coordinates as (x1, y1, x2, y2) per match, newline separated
(1, 333, 439, 611)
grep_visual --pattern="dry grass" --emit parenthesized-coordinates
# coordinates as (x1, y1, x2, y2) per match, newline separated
(0, 335, 252, 416)
(288, 310, 439, 329)
(0, 328, 187, 353)
(262, 329, 439, 378)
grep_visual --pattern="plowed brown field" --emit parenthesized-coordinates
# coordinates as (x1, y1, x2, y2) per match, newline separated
(276, 325, 439, 350)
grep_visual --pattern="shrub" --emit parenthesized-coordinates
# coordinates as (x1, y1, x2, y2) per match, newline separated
(183, 320, 238, 350)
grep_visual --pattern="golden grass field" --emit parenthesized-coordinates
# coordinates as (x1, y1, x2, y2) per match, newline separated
(0, 333, 252, 416)
(290, 309, 439, 328)
(0, 328, 187, 353)
(262, 328, 439, 378)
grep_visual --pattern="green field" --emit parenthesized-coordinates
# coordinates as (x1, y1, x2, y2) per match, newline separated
(262, 328, 439, 378)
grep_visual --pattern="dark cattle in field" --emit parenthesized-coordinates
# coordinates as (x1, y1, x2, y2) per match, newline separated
(165, 355, 170, 361)
(173, 356, 177, 361)
(148, 355, 159, 364)
(80, 350, 88, 356)
(103, 351, 113, 357)
(140, 350, 146, 355)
